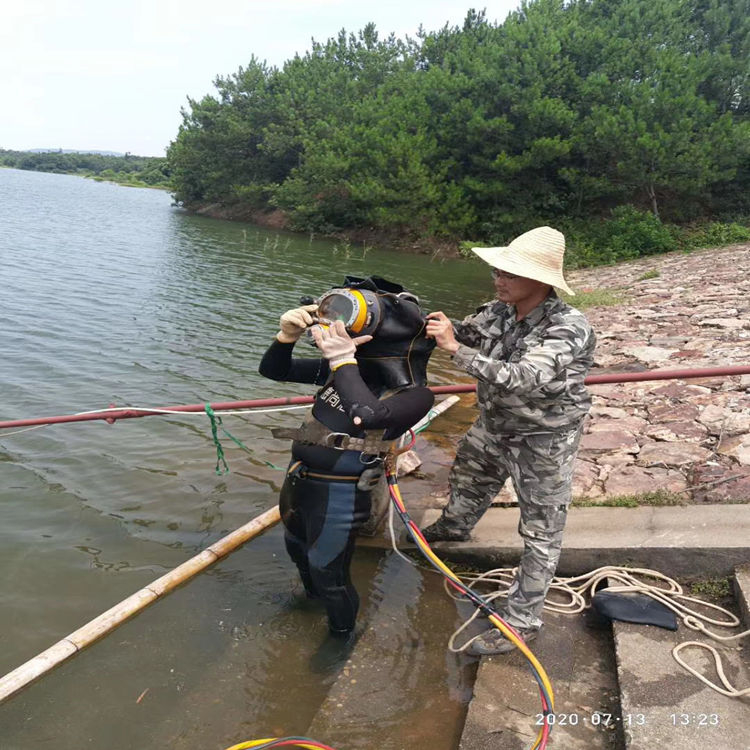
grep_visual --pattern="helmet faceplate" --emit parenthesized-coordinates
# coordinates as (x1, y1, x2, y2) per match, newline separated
(316, 288, 381, 337)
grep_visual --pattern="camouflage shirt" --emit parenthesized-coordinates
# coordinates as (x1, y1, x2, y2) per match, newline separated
(451, 291, 596, 434)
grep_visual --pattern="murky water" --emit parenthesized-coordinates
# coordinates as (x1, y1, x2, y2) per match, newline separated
(0, 168, 490, 749)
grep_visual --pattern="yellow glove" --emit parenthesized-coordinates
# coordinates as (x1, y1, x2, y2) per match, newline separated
(277, 304, 318, 343)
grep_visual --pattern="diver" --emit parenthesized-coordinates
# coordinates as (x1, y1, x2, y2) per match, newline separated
(259, 276, 435, 638)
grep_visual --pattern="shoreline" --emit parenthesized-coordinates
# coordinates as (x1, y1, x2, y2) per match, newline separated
(0, 165, 171, 192)
(188, 200, 462, 257)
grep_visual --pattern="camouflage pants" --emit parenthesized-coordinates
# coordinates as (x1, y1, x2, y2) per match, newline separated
(441, 420, 582, 630)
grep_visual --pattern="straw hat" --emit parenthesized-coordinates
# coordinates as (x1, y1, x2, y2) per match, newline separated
(472, 226, 574, 296)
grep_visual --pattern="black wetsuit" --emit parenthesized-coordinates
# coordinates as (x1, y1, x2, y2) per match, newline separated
(259, 339, 433, 633)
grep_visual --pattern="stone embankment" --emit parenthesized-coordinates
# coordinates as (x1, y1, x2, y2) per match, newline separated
(498, 243, 750, 505)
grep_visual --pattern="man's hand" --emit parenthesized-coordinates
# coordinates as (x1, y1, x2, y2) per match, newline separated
(311, 320, 372, 367)
(426, 311, 459, 354)
(277, 304, 319, 343)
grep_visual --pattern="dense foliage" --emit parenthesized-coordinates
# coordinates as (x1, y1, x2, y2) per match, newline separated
(167, 0, 749, 254)
(0, 150, 171, 189)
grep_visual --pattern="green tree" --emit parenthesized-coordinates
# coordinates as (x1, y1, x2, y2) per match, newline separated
(565, 0, 748, 218)
(164, 0, 750, 239)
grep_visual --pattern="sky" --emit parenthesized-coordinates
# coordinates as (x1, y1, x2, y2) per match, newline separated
(1, 0, 520, 158)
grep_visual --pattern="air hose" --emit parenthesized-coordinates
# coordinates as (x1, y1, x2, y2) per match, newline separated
(225, 739, 336, 750)
(382, 436, 554, 750)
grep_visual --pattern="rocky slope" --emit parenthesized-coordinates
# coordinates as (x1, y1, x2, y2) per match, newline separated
(389, 243, 750, 522)
(563, 242, 750, 503)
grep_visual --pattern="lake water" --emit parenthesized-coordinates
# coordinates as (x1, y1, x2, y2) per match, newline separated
(0, 168, 491, 749)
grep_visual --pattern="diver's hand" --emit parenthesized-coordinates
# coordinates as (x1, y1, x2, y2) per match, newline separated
(426, 311, 459, 354)
(311, 320, 372, 368)
(277, 304, 319, 343)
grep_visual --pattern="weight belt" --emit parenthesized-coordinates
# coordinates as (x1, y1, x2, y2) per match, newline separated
(271, 419, 394, 455)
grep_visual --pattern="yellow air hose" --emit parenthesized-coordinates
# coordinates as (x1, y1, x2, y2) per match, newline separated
(382, 448, 555, 750)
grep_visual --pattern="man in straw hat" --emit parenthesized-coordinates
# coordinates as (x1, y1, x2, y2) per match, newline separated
(422, 226, 596, 655)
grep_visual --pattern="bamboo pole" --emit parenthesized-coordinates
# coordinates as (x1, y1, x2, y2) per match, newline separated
(0, 505, 281, 704)
(410, 394, 461, 434)
(0, 396, 463, 703)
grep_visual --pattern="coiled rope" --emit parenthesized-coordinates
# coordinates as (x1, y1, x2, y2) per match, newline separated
(442, 564, 750, 699)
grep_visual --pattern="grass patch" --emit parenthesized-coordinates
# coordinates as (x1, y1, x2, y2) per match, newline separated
(637, 269, 660, 280)
(561, 288, 626, 309)
(675, 221, 750, 251)
(561, 212, 749, 268)
(573, 496, 639, 508)
(573, 490, 687, 508)
(685, 576, 732, 603)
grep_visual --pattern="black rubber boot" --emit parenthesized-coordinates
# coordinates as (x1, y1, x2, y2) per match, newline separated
(467, 625, 540, 656)
(420, 518, 471, 543)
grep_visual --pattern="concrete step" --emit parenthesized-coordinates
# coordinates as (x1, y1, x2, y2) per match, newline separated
(360, 505, 750, 578)
(459, 611, 623, 750)
(612, 566, 750, 750)
(736, 563, 750, 627)
(350, 510, 750, 748)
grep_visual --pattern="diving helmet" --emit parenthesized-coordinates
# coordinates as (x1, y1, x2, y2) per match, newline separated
(315, 286, 382, 338)
(313, 276, 436, 393)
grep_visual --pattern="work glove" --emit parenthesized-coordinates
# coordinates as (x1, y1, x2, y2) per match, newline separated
(277, 304, 319, 343)
(311, 320, 372, 369)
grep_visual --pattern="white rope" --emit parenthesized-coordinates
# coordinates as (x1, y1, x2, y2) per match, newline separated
(387, 501, 418, 568)
(0, 424, 49, 437)
(387, 433, 421, 568)
(444, 564, 750, 698)
(673, 641, 750, 698)
(72, 404, 313, 416)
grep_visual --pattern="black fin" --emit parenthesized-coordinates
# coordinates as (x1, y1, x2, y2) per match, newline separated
(592, 591, 678, 631)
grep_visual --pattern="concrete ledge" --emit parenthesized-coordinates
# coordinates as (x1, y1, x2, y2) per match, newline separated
(735, 563, 750, 628)
(360, 505, 750, 577)
(460, 611, 621, 750)
(611, 575, 750, 750)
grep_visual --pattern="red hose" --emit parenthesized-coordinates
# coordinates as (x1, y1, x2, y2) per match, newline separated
(1, 365, 749, 431)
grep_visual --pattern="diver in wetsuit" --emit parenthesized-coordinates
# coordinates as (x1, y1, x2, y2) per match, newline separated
(259, 277, 435, 637)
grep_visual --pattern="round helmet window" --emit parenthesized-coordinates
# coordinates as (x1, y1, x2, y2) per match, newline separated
(317, 292, 359, 327)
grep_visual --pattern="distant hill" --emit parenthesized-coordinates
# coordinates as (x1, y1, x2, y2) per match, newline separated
(28, 148, 126, 156)
(0, 148, 171, 189)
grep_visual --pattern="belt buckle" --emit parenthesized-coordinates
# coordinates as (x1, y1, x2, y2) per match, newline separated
(287, 462, 307, 480)
(324, 432, 349, 449)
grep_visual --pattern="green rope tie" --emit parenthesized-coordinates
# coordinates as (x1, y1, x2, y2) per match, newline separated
(205, 403, 285, 474)
(413, 407, 440, 435)
(205, 404, 230, 475)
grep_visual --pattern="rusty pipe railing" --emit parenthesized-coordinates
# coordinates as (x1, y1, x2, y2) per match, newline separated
(1, 365, 749, 431)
